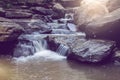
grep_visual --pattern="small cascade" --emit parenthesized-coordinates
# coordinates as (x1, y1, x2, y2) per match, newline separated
(14, 33, 66, 62)
(13, 34, 48, 57)
(56, 44, 69, 56)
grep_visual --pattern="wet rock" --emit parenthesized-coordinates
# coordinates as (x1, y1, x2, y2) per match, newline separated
(31, 7, 55, 15)
(51, 29, 74, 34)
(52, 3, 65, 19)
(27, 20, 52, 34)
(0, 7, 5, 17)
(5, 10, 32, 19)
(47, 23, 68, 29)
(61, 0, 80, 7)
(46, 33, 86, 56)
(68, 39, 116, 63)
(85, 8, 120, 41)
(0, 22, 24, 55)
(67, 23, 77, 32)
(0, 22, 24, 42)
(113, 50, 120, 65)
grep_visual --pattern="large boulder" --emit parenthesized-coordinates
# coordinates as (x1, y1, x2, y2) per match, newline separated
(85, 8, 120, 41)
(74, 0, 109, 30)
(68, 39, 116, 63)
(46, 33, 86, 56)
(0, 22, 24, 55)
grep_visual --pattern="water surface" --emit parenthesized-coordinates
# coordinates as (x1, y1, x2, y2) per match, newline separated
(0, 53, 120, 80)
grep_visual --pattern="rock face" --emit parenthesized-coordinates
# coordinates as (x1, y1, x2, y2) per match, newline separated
(68, 39, 116, 63)
(0, 22, 24, 55)
(85, 8, 120, 41)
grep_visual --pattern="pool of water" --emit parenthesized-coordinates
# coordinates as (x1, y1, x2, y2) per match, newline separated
(0, 56, 120, 80)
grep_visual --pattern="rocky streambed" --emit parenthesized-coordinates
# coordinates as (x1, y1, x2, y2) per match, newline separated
(0, 0, 120, 80)
(0, 0, 120, 74)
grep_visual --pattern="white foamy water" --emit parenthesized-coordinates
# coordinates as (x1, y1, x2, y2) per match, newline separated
(14, 50, 66, 63)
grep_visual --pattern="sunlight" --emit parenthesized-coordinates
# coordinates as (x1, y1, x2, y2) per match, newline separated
(80, 0, 109, 22)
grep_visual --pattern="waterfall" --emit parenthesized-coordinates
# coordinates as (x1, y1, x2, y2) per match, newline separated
(14, 34, 66, 62)
(56, 44, 69, 56)
(13, 34, 48, 57)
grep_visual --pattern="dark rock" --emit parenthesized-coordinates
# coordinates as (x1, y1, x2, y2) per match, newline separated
(0, 22, 24, 55)
(5, 9, 32, 19)
(68, 39, 116, 63)
(46, 33, 86, 56)
(52, 3, 65, 19)
(31, 7, 55, 15)
(0, 7, 5, 17)
(85, 8, 120, 41)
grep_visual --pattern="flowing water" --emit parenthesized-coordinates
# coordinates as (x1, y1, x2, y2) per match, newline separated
(1, 56, 120, 80)
(0, 12, 120, 80)
(1, 35, 120, 80)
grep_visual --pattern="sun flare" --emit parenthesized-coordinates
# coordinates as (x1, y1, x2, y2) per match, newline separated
(79, 0, 109, 23)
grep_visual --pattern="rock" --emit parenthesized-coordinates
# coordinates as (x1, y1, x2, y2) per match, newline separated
(85, 8, 120, 41)
(0, 22, 24, 55)
(74, 0, 109, 30)
(53, 3, 64, 10)
(46, 33, 86, 56)
(0, 7, 5, 17)
(5, 10, 32, 19)
(27, 20, 52, 34)
(68, 39, 116, 63)
(52, 3, 65, 19)
(61, 0, 80, 7)
(67, 23, 77, 32)
(31, 7, 55, 15)
(47, 23, 68, 29)
(51, 29, 74, 34)
(113, 50, 120, 65)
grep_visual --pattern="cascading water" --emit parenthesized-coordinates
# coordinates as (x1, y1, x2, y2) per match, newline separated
(13, 33, 66, 62)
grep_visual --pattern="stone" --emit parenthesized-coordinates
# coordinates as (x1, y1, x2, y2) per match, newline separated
(46, 33, 86, 56)
(31, 7, 55, 15)
(27, 20, 52, 34)
(85, 8, 120, 41)
(0, 22, 24, 55)
(0, 7, 5, 17)
(5, 10, 32, 19)
(68, 39, 116, 63)
(51, 29, 74, 34)
(52, 3, 65, 19)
